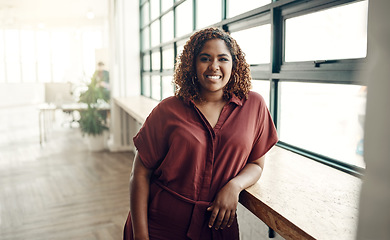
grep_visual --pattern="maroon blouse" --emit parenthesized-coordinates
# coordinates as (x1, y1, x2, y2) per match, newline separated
(124, 91, 278, 240)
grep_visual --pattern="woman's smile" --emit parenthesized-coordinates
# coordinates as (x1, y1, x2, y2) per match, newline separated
(195, 39, 233, 97)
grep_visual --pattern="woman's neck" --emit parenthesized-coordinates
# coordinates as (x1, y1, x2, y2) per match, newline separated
(199, 90, 225, 105)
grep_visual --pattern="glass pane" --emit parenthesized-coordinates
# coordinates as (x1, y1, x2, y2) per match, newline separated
(279, 82, 366, 168)
(162, 76, 174, 99)
(150, 0, 160, 20)
(161, 11, 174, 43)
(0, 63, 5, 83)
(251, 79, 270, 108)
(231, 25, 271, 65)
(143, 53, 150, 71)
(151, 75, 161, 100)
(176, 0, 192, 37)
(141, 2, 150, 26)
(142, 75, 151, 97)
(37, 61, 51, 83)
(152, 51, 160, 71)
(228, 0, 270, 18)
(5, 29, 20, 62)
(176, 42, 184, 60)
(285, 0, 368, 62)
(162, 48, 174, 70)
(51, 31, 70, 82)
(0, 30, 6, 83)
(6, 63, 21, 83)
(161, 0, 173, 13)
(20, 30, 35, 62)
(151, 20, 160, 47)
(21, 62, 36, 83)
(20, 30, 36, 82)
(196, 0, 221, 29)
(142, 27, 150, 50)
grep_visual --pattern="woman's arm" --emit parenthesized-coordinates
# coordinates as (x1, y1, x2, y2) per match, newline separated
(130, 151, 153, 240)
(207, 155, 265, 230)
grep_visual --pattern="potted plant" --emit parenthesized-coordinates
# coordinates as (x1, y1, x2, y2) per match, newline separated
(78, 75, 110, 151)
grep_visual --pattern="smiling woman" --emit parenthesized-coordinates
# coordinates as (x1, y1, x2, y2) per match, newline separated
(123, 27, 278, 240)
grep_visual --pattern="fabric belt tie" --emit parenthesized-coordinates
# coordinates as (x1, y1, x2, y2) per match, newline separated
(154, 180, 210, 240)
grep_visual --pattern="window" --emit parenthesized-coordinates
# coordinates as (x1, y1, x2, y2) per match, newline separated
(285, 1, 368, 62)
(230, 25, 271, 65)
(139, 0, 368, 176)
(0, 27, 105, 84)
(228, 0, 271, 18)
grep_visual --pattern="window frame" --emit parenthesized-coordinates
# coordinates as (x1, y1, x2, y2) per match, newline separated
(139, 0, 368, 177)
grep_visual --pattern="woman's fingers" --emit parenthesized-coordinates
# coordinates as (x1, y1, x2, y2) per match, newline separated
(207, 206, 236, 230)
(227, 209, 236, 228)
(220, 210, 231, 229)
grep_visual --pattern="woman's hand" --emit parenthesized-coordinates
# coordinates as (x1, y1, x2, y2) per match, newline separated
(207, 181, 241, 230)
(207, 157, 266, 231)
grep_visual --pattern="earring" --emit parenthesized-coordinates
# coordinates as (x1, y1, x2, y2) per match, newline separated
(192, 76, 197, 85)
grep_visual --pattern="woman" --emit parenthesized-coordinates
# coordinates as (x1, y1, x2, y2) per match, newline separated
(124, 27, 278, 240)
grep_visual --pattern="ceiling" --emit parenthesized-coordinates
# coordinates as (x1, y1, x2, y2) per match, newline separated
(0, 0, 109, 28)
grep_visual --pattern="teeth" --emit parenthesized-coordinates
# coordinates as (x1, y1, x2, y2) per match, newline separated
(207, 75, 220, 79)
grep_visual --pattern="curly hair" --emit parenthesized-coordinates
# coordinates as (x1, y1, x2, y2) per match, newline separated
(173, 27, 251, 102)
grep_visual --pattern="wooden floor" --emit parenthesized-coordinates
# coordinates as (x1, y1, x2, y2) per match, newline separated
(0, 105, 133, 240)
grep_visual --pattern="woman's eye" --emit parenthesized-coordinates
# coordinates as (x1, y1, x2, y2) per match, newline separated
(220, 58, 229, 62)
(200, 57, 209, 62)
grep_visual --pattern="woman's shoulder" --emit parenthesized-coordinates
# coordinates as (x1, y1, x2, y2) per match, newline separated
(154, 96, 186, 112)
(245, 91, 266, 105)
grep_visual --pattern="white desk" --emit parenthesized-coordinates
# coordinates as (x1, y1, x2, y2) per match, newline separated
(38, 102, 110, 145)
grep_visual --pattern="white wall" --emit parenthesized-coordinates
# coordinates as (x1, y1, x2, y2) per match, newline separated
(107, 0, 140, 151)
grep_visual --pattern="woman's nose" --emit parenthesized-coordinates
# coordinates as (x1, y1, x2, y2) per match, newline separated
(208, 60, 220, 71)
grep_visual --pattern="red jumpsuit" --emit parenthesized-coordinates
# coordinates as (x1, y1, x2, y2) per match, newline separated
(124, 91, 278, 240)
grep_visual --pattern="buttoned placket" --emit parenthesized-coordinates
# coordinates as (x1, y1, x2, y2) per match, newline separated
(192, 102, 234, 202)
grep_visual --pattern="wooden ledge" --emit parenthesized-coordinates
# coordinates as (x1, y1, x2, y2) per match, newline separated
(113, 96, 362, 240)
(242, 146, 362, 240)
(114, 96, 158, 124)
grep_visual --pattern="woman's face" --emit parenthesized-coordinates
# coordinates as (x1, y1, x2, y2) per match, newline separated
(195, 39, 233, 97)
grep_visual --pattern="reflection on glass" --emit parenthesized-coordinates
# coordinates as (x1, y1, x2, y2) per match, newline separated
(251, 79, 270, 108)
(152, 51, 160, 71)
(279, 82, 366, 168)
(151, 76, 161, 100)
(162, 11, 174, 43)
(176, 0, 192, 37)
(196, 0, 221, 29)
(228, 0, 270, 17)
(141, 2, 150, 26)
(142, 75, 151, 97)
(150, 0, 160, 20)
(231, 25, 271, 65)
(162, 76, 174, 99)
(151, 21, 160, 47)
(162, 48, 174, 70)
(285, 0, 368, 62)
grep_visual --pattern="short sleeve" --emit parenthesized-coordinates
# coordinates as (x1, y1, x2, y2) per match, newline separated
(247, 95, 278, 162)
(133, 102, 169, 169)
